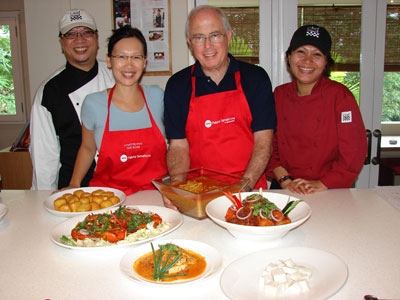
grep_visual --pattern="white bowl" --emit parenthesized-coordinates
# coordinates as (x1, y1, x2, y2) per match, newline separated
(205, 192, 311, 241)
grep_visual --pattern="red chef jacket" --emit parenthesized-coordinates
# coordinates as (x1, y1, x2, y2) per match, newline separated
(267, 76, 367, 188)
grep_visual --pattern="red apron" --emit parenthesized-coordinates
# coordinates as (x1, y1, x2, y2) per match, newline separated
(186, 67, 267, 189)
(90, 86, 167, 195)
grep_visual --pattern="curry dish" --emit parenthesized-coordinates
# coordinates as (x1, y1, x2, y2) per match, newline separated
(172, 176, 227, 194)
(134, 244, 207, 282)
(224, 191, 295, 226)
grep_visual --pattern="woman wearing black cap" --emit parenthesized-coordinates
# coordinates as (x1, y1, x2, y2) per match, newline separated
(267, 24, 367, 194)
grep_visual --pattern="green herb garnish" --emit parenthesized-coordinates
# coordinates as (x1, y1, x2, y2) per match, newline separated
(127, 213, 152, 232)
(282, 198, 303, 216)
(251, 198, 278, 217)
(151, 243, 188, 280)
(100, 215, 111, 234)
(60, 235, 76, 246)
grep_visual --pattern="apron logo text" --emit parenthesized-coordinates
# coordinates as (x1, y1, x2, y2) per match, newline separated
(124, 142, 142, 150)
(204, 117, 236, 128)
(120, 154, 151, 162)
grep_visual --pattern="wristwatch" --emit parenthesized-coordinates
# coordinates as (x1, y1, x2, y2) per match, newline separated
(278, 175, 293, 185)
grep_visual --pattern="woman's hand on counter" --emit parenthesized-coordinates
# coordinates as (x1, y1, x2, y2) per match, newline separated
(283, 178, 327, 194)
(51, 184, 80, 195)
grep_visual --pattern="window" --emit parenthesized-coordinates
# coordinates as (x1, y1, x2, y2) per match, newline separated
(207, 1, 400, 122)
(0, 11, 26, 123)
(299, 5, 400, 122)
(220, 7, 259, 64)
(298, 6, 362, 72)
(383, 5, 400, 121)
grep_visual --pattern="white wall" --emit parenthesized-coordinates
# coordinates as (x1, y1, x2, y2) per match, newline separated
(0, 0, 189, 149)
(24, 0, 189, 100)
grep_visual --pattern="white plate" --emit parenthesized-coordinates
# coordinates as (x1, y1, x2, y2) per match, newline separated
(206, 192, 312, 241)
(120, 239, 222, 285)
(0, 203, 8, 222)
(50, 205, 183, 250)
(220, 247, 348, 300)
(44, 187, 126, 217)
(120, 239, 223, 286)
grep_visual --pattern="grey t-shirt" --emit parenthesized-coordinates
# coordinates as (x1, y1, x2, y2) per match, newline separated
(81, 85, 165, 150)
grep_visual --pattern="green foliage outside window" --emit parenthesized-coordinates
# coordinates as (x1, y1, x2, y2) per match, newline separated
(229, 35, 253, 56)
(0, 25, 16, 115)
(331, 70, 400, 122)
(330, 72, 360, 104)
(382, 72, 400, 121)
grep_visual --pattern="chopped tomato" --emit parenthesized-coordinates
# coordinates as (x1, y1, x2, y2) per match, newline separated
(70, 206, 163, 243)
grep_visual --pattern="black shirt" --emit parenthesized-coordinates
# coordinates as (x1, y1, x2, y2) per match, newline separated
(42, 61, 98, 188)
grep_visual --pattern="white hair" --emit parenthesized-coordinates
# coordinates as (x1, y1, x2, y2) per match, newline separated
(185, 5, 231, 38)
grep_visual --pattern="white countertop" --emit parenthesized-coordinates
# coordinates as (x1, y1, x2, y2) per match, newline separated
(1, 188, 400, 300)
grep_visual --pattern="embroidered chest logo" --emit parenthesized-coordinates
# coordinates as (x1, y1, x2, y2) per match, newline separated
(341, 111, 352, 123)
(205, 120, 212, 128)
(204, 117, 236, 128)
(306, 26, 320, 38)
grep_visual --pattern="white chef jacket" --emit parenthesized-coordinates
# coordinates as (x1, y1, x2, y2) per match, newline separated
(29, 60, 114, 190)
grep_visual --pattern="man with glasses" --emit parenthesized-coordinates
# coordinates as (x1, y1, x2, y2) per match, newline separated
(29, 9, 114, 190)
(163, 5, 276, 208)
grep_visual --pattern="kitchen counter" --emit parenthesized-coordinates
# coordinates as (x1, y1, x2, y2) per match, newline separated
(0, 188, 400, 300)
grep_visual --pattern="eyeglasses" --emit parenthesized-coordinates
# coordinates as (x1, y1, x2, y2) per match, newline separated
(190, 32, 225, 46)
(110, 54, 145, 63)
(61, 30, 97, 40)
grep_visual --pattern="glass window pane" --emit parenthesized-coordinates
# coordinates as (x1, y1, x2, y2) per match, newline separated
(383, 6, 400, 122)
(382, 72, 400, 121)
(330, 71, 360, 104)
(298, 4, 400, 123)
(220, 7, 260, 64)
(0, 25, 16, 116)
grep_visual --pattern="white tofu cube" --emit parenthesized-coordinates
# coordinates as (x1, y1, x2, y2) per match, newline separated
(260, 258, 313, 297)
(271, 268, 287, 283)
(282, 265, 297, 274)
(298, 265, 313, 278)
(296, 279, 311, 293)
(266, 262, 279, 272)
(263, 283, 278, 297)
(276, 282, 287, 296)
(284, 258, 296, 267)
(287, 280, 302, 294)
(262, 273, 273, 284)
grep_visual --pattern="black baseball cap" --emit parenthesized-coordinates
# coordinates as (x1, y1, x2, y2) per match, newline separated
(289, 24, 332, 55)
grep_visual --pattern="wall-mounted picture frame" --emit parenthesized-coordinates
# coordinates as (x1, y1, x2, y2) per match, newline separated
(111, 0, 172, 76)
(112, 0, 131, 29)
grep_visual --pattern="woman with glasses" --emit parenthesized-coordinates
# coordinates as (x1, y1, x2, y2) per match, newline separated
(63, 26, 167, 195)
(267, 25, 367, 194)
(162, 5, 276, 209)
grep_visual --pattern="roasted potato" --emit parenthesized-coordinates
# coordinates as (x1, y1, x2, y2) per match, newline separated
(54, 189, 120, 212)
(54, 198, 67, 210)
(77, 203, 91, 212)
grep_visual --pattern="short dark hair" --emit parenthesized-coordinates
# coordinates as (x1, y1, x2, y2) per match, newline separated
(285, 46, 335, 78)
(107, 25, 147, 57)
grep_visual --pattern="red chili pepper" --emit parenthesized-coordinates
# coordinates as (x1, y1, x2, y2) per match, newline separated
(222, 191, 242, 209)
(110, 211, 127, 229)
